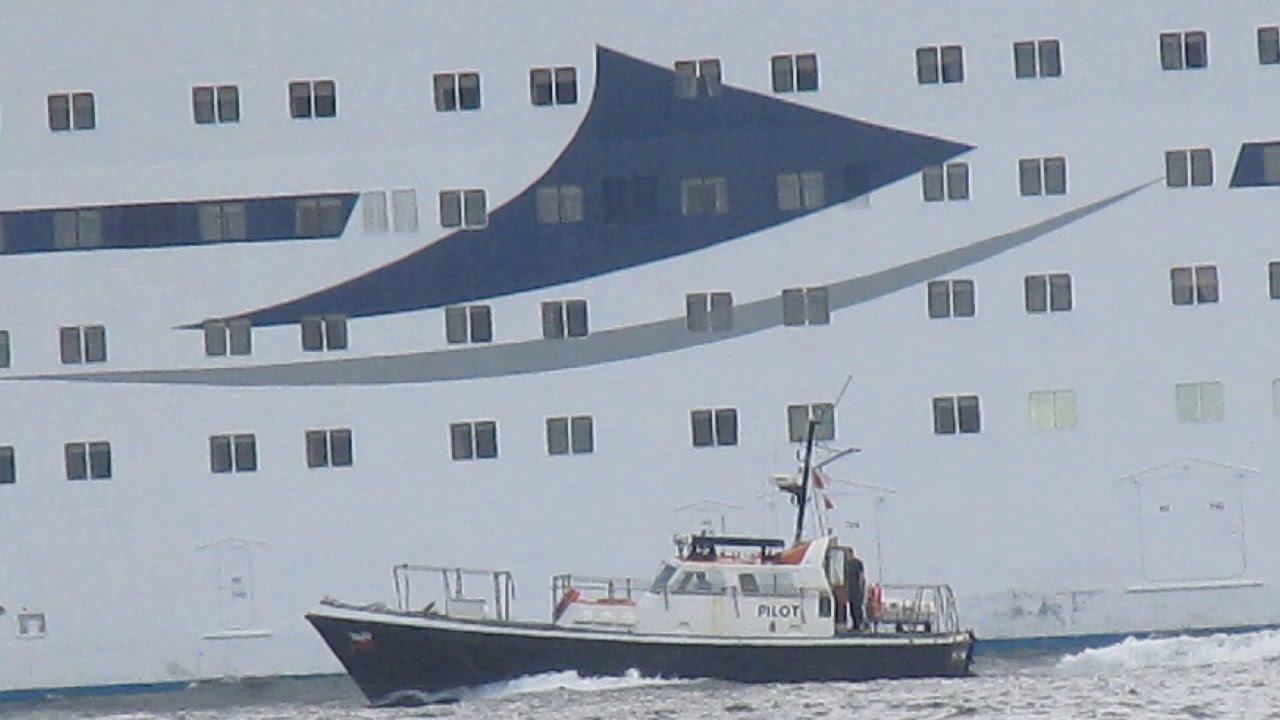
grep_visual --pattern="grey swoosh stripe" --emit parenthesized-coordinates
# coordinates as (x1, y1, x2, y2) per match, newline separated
(25, 181, 1155, 387)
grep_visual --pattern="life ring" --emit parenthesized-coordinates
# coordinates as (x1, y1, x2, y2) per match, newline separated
(553, 588, 581, 621)
(867, 584, 884, 622)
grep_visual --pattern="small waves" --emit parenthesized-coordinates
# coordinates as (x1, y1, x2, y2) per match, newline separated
(1056, 629, 1280, 674)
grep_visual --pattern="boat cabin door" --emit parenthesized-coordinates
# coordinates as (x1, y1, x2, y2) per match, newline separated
(825, 545, 852, 627)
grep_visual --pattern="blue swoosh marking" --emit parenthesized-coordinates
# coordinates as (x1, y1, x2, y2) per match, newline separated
(26, 180, 1156, 387)
(224, 46, 972, 328)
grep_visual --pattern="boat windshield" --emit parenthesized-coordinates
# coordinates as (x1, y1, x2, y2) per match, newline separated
(649, 563, 677, 593)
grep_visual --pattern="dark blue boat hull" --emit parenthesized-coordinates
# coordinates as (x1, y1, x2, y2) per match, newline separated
(306, 609, 975, 705)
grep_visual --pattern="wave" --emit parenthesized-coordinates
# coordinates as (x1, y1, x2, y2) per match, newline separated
(377, 669, 690, 706)
(1055, 629, 1280, 674)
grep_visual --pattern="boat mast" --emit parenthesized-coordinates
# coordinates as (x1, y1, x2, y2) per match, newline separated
(793, 418, 818, 545)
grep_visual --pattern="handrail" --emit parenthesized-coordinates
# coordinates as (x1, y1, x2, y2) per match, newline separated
(392, 563, 516, 622)
(551, 573, 640, 616)
(870, 583, 961, 634)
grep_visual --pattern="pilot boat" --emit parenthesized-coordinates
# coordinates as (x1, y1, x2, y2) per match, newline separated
(305, 426, 976, 705)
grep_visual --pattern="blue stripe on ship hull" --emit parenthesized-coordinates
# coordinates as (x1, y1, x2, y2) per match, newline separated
(974, 622, 1280, 656)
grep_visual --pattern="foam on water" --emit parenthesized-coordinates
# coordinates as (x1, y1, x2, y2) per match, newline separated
(1055, 629, 1280, 674)
(378, 669, 692, 707)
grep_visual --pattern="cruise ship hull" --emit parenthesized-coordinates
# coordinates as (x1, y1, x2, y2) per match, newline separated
(3, 0, 1280, 699)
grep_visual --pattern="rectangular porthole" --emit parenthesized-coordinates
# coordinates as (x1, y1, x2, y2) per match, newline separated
(451, 421, 498, 460)
(691, 408, 738, 447)
(546, 415, 594, 455)
(305, 428, 353, 468)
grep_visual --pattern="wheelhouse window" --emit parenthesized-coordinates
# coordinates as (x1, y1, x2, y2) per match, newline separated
(671, 569, 727, 594)
(649, 563, 677, 593)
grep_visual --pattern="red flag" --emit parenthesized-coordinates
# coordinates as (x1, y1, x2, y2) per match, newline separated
(822, 494, 836, 510)
(812, 469, 827, 490)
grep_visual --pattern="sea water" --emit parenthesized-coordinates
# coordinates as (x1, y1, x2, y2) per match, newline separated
(4, 629, 1279, 720)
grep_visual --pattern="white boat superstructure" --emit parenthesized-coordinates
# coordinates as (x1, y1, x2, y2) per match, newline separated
(2, 0, 1280, 697)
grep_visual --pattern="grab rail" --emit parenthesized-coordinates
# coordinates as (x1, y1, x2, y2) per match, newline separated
(393, 564, 516, 622)
(869, 583, 961, 634)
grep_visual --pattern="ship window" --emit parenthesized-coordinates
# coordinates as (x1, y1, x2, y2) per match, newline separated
(927, 279, 975, 318)
(787, 403, 836, 443)
(53, 209, 103, 249)
(444, 304, 493, 344)
(450, 420, 498, 461)
(434, 72, 481, 111)
(680, 176, 728, 216)
(1024, 273, 1073, 313)
(771, 53, 819, 93)
(204, 319, 252, 356)
(602, 176, 658, 222)
(439, 189, 487, 228)
(65, 441, 112, 480)
(1175, 381, 1224, 422)
(0, 330, 9, 369)
(1165, 149, 1213, 188)
(391, 189, 418, 233)
(295, 197, 346, 237)
(917, 45, 964, 84)
(1170, 265, 1218, 305)
(1161, 31, 1209, 71)
(1013, 39, 1062, 78)
(691, 408, 738, 447)
(530, 66, 577, 106)
(742, 571, 798, 596)
(364, 190, 416, 234)
(300, 315, 348, 351)
(289, 79, 337, 118)
(198, 202, 248, 241)
(192, 84, 240, 124)
(0, 446, 14, 485)
(1269, 261, 1280, 300)
(541, 300, 588, 339)
(686, 291, 733, 331)
(1261, 27, 1280, 65)
(1018, 156, 1067, 196)
(776, 171, 825, 210)
(781, 286, 830, 326)
(210, 434, 257, 473)
(17, 612, 46, 637)
(546, 415, 594, 455)
(59, 325, 107, 365)
(362, 191, 388, 234)
(921, 162, 969, 201)
(673, 58, 721, 99)
(933, 395, 981, 434)
(536, 185, 585, 224)
(1029, 389, 1078, 431)
(305, 428, 353, 468)
(672, 569, 726, 594)
(650, 563, 677, 593)
(47, 92, 95, 131)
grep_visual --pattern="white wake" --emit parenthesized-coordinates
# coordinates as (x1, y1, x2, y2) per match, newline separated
(379, 669, 690, 706)
(1056, 629, 1280, 674)
(467, 668, 690, 699)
